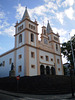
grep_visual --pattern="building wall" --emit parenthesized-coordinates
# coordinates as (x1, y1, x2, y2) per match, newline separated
(48, 35, 51, 41)
(0, 17, 63, 77)
(16, 47, 25, 77)
(56, 55, 63, 75)
(16, 31, 25, 48)
(29, 47, 37, 76)
(0, 51, 14, 77)
(29, 31, 37, 47)
(29, 22, 37, 33)
(39, 50, 54, 67)
(16, 21, 25, 34)
(15, 21, 25, 48)
(54, 43, 60, 54)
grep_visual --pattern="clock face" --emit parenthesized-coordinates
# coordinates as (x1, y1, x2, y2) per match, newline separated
(44, 39, 48, 44)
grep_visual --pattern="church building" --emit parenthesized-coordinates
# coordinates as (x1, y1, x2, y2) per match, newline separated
(0, 7, 64, 77)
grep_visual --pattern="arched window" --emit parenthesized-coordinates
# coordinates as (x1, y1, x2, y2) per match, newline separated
(31, 33, 34, 42)
(40, 65, 45, 75)
(46, 66, 50, 75)
(56, 44, 58, 51)
(51, 67, 56, 75)
(19, 34, 22, 43)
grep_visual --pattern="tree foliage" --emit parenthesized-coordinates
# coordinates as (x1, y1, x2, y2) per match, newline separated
(61, 35, 75, 66)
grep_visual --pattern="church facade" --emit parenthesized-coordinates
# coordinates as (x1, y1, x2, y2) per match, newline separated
(0, 8, 64, 77)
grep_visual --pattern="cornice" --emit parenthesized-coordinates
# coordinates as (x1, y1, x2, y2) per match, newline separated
(15, 18, 38, 27)
(14, 28, 39, 37)
(0, 43, 62, 57)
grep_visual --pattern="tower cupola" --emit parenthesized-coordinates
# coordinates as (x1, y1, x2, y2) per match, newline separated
(22, 7, 30, 21)
(46, 21, 53, 34)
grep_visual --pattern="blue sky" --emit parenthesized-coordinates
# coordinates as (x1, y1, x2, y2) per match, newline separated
(0, 0, 75, 63)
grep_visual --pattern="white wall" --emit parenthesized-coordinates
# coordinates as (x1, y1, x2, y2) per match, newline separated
(39, 50, 54, 66)
(16, 21, 25, 34)
(29, 31, 36, 46)
(0, 51, 14, 77)
(16, 47, 25, 77)
(56, 55, 63, 75)
(39, 50, 63, 75)
(54, 43, 60, 55)
(29, 22, 36, 33)
(29, 47, 37, 76)
(16, 31, 25, 48)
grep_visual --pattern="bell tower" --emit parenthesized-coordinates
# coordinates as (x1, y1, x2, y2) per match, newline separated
(41, 26, 49, 44)
(46, 21, 53, 41)
(14, 7, 31, 49)
(46, 21, 63, 75)
(14, 7, 39, 76)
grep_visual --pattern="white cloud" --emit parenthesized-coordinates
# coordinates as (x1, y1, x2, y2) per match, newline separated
(65, 7, 74, 20)
(56, 0, 61, 5)
(0, 25, 3, 29)
(53, 27, 67, 36)
(62, 0, 74, 7)
(0, 21, 9, 29)
(0, 11, 5, 19)
(14, 2, 74, 43)
(3, 21, 10, 27)
(29, 5, 47, 17)
(44, 0, 49, 2)
(0, 31, 2, 34)
(45, 1, 58, 10)
(70, 29, 75, 37)
(44, 0, 55, 3)
(0, 20, 2, 23)
(38, 23, 42, 40)
(53, 27, 68, 43)
(3, 24, 15, 36)
(53, 28, 75, 43)
(15, 4, 25, 20)
(56, 12, 64, 24)
(15, 1, 58, 22)
(0, 47, 2, 50)
(60, 37, 68, 43)
(44, 0, 61, 8)
(62, 54, 67, 64)
(15, 4, 47, 20)
(15, 4, 47, 21)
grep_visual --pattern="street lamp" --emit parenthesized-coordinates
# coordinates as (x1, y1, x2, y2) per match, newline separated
(70, 35, 75, 70)
(54, 63, 56, 75)
(69, 66, 74, 97)
(69, 34, 75, 97)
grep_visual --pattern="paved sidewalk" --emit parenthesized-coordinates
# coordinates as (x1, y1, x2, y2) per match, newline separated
(0, 89, 75, 100)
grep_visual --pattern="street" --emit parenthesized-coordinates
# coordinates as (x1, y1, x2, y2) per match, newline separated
(0, 93, 41, 100)
(0, 92, 75, 100)
(0, 93, 18, 100)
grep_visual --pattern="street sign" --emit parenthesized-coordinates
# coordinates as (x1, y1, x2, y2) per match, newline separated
(16, 76, 20, 80)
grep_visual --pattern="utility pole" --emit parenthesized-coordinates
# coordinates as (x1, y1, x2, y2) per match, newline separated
(70, 34, 75, 97)
(70, 34, 75, 70)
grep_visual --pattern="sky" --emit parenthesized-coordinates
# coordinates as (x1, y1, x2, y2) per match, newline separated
(0, 0, 75, 64)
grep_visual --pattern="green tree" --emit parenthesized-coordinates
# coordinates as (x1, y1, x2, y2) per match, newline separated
(61, 35, 75, 66)
(63, 65, 67, 75)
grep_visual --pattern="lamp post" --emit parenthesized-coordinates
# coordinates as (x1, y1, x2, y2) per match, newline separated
(70, 36, 75, 70)
(54, 63, 56, 75)
(69, 66, 74, 97)
(16, 75, 20, 92)
(69, 34, 75, 97)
